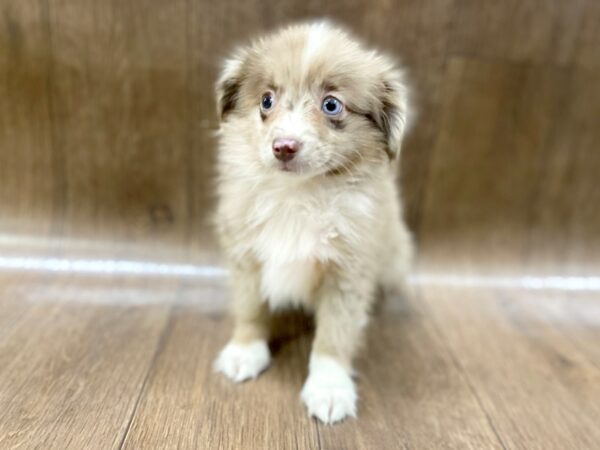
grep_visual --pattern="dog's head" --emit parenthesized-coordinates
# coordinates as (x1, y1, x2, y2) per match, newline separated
(216, 22, 410, 177)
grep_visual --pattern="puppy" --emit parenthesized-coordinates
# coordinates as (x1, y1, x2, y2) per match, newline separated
(213, 22, 413, 424)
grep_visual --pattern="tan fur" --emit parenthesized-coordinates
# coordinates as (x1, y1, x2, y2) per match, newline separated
(214, 21, 414, 422)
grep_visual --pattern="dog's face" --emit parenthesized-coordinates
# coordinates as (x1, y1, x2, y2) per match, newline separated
(216, 23, 409, 177)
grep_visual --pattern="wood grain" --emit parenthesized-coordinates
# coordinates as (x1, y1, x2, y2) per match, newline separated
(0, 0, 56, 236)
(419, 58, 600, 275)
(1, 279, 598, 449)
(421, 286, 600, 449)
(316, 291, 504, 450)
(120, 306, 322, 450)
(0, 276, 175, 449)
(121, 289, 505, 450)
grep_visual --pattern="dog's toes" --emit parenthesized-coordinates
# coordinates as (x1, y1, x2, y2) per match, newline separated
(301, 356, 357, 424)
(214, 340, 271, 383)
(301, 382, 357, 424)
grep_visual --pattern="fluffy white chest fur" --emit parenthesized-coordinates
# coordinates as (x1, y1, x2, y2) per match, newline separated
(245, 183, 374, 309)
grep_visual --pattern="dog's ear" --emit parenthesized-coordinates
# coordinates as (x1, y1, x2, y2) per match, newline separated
(215, 50, 248, 120)
(374, 71, 410, 159)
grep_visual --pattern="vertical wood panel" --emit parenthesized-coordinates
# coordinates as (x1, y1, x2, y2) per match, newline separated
(419, 58, 600, 274)
(0, 0, 55, 235)
(45, 0, 190, 246)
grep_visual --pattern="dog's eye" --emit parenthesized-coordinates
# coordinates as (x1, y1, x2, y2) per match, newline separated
(261, 92, 275, 111)
(322, 96, 343, 116)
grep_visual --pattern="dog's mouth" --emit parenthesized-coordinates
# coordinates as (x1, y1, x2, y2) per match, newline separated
(268, 154, 317, 176)
(276, 160, 301, 174)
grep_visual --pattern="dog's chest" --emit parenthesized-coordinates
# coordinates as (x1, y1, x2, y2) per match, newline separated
(248, 194, 340, 306)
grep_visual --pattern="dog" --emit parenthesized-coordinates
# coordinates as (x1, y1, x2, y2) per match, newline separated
(213, 21, 413, 424)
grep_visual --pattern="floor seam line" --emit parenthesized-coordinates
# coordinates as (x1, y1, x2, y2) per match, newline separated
(116, 303, 176, 450)
(418, 289, 509, 450)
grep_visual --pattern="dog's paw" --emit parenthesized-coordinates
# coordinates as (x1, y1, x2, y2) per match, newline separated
(214, 340, 271, 383)
(301, 355, 357, 424)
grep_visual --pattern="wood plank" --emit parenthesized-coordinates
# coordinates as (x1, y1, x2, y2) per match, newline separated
(121, 288, 322, 450)
(0, 0, 56, 236)
(421, 286, 600, 449)
(0, 276, 36, 341)
(420, 58, 600, 275)
(316, 291, 504, 450)
(0, 276, 173, 449)
(502, 289, 600, 370)
(123, 285, 502, 450)
(0, 277, 599, 449)
(46, 0, 191, 245)
(448, 0, 599, 68)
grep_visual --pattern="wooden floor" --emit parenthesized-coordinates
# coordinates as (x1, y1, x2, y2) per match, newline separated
(1, 271, 598, 450)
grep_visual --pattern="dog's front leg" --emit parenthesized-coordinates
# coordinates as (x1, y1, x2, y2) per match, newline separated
(301, 273, 374, 424)
(214, 263, 271, 383)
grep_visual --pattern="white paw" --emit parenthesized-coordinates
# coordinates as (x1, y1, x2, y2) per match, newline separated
(214, 340, 271, 383)
(301, 354, 357, 424)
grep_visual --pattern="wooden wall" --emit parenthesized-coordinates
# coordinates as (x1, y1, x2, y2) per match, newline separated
(1, 0, 599, 273)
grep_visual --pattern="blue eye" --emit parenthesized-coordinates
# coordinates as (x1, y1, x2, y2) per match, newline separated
(322, 96, 343, 115)
(261, 93, 275, 111)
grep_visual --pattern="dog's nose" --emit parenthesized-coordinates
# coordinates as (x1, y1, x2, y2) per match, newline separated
(272, 138, 301, 162)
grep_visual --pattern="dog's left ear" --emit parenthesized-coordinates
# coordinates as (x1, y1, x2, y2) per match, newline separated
(374, 72, 410, 159)
(215, 50, 248, 120)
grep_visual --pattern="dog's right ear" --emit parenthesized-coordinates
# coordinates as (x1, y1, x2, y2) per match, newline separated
(374, 70, 411, 160)
(215, 50, 248, 120)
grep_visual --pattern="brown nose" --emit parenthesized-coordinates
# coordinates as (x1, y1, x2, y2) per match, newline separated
(272, 138, 301, 162)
